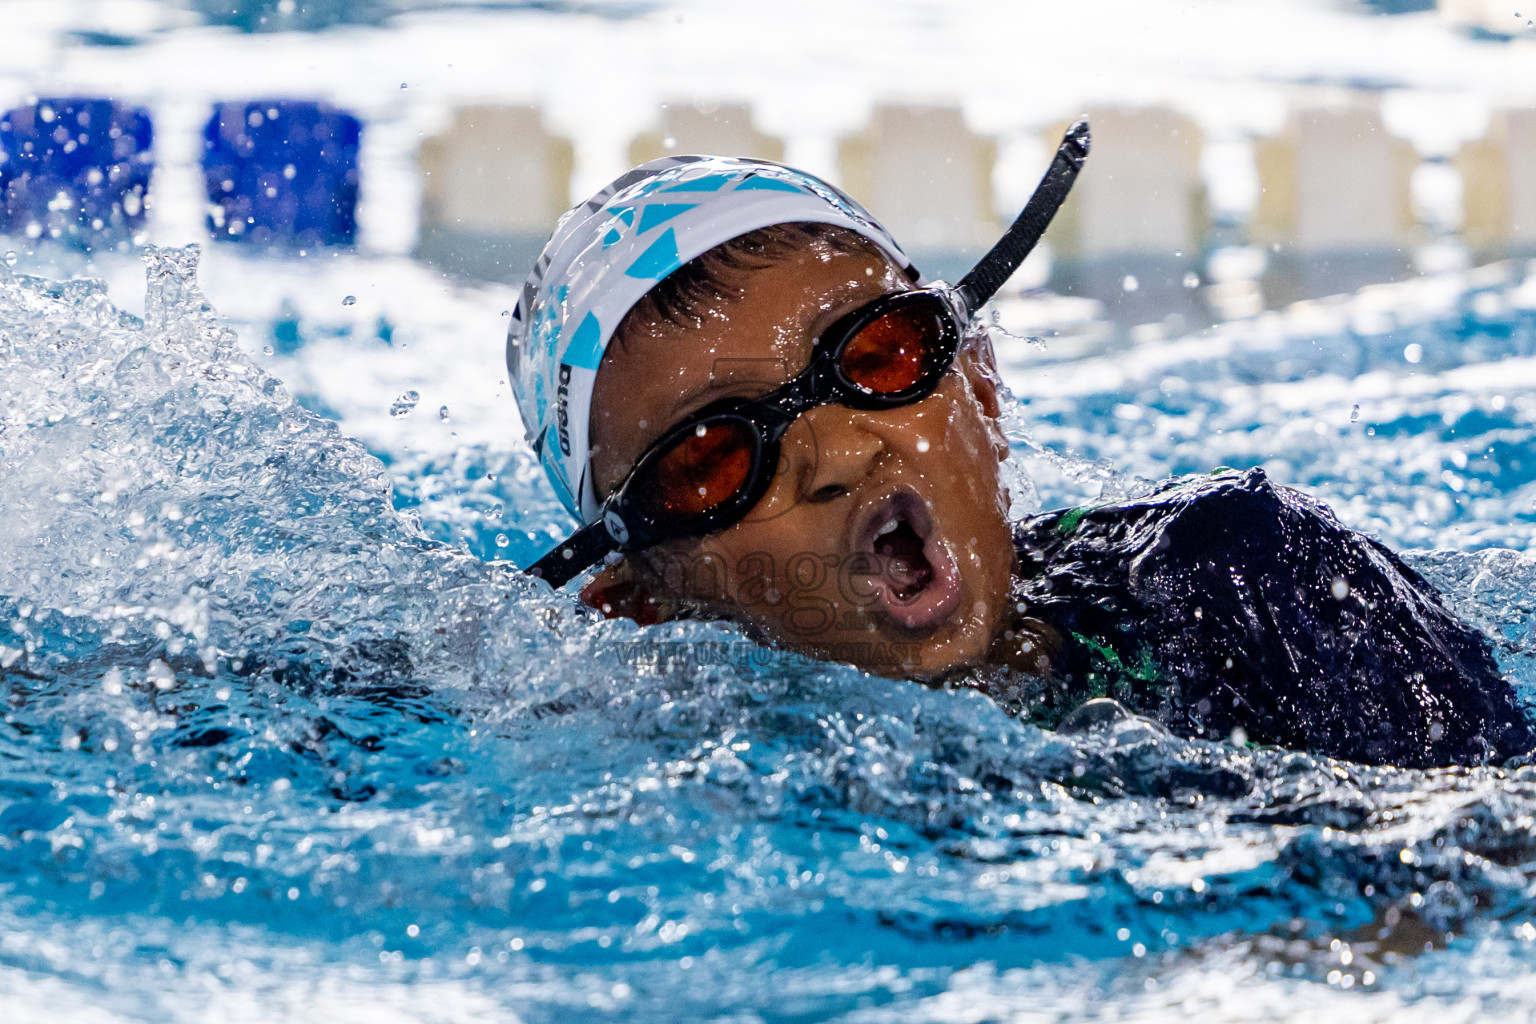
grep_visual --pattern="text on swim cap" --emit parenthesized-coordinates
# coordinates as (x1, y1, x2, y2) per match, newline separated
(556, 363, 573, 457)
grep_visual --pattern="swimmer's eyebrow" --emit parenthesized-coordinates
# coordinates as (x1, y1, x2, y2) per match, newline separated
(664, 356, 791, 418)
(710, 356, 791, 387)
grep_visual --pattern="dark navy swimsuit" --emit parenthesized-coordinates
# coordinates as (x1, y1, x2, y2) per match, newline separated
(1007, 468, 1534, 768)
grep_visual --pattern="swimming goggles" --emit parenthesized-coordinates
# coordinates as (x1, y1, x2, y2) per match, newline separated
(528, 121, 1090, 589)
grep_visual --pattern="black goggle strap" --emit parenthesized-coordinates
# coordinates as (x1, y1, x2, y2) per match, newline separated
(954, 119, 1091, 316)
(526, 517, 619, 589)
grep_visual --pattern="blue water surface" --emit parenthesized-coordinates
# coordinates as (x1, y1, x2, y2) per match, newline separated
(6, 249, 1536, 1021)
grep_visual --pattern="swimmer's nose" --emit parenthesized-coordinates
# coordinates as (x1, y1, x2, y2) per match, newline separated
(783, 404, 888, 504)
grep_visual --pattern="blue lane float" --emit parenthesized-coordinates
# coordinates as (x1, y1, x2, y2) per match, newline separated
(203, 100, 362, 248)
(0, 97, 154, 248)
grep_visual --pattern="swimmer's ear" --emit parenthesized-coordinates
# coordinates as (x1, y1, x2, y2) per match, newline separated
(580, 556, 677, 627)
(957, 334, 1008, 465)
(958, 333, 1003, 420)
(958, 335, 1002, 420)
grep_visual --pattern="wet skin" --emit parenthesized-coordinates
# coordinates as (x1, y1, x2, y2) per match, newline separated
(585, 240, 1017, 678)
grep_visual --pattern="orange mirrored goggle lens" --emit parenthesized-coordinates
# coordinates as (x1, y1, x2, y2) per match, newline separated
(838, 305, 944, 395)
(640, 419, 757, 518)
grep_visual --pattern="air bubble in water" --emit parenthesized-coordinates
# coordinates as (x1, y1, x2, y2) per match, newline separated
(2, 251, 16, 267)
(486, 503, 504, 520)
(1183, 271, 1200, 289)
(342, 295, 356, 307)
(495, 533, 510, 548)
(389, 390, 421, 418)
(262, 344, 274, 356)
(1350, 404, 1360, 422)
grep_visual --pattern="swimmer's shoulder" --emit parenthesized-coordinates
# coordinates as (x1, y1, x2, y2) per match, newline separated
(1011, 465, 1334, 557)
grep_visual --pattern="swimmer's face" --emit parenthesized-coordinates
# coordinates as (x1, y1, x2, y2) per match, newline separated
(586, 239, 1015, 678)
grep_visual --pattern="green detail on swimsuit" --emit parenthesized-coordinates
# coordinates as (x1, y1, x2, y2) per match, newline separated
(1057, 506, 1090, 535)
(1069, 632, 1169, 708)
(1017, 629, 1173, 730)
(1074, 632, 1160, 682)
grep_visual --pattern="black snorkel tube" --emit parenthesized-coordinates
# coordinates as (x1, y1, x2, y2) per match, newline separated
(525, 119, 1090, 590)
(954, 118, 1090, 316)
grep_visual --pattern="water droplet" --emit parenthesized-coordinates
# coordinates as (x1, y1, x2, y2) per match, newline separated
(342, 295, 356, 307)
(400, 82, 409, 89)
(2, 251, 16, 267)
(389, 390, 421, 418)
(438, 405, 450, 422)
(486, 503, 504, 520)
(495, 533, 510, 548)
(1182, 271, 1200, 289)
(916, 438, 930, 453)
(262, 344, 274, 356)
(1121, 275, 1139, 293)
(501, 310, 511, 317)
(1331, 576, 1350, 601)
(1350, 404, 1360, 422)
(147, 659, 175, 690)
(1403, 343, 1423, 364)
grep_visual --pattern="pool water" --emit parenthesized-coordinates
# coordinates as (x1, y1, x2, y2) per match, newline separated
(6, 248, 1536, 1021)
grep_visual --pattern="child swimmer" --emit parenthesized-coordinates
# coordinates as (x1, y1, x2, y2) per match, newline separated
(508, 124, 1533, 769)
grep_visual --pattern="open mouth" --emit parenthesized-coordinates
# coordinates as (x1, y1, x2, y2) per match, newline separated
(875, 517, 931, 600)
(854, 490, 963, 633)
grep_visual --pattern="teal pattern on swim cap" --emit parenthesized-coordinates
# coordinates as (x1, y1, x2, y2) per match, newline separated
(507, 154, 916, 522)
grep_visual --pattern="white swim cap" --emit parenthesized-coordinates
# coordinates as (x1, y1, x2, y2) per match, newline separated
(507, 154, 916, 522)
